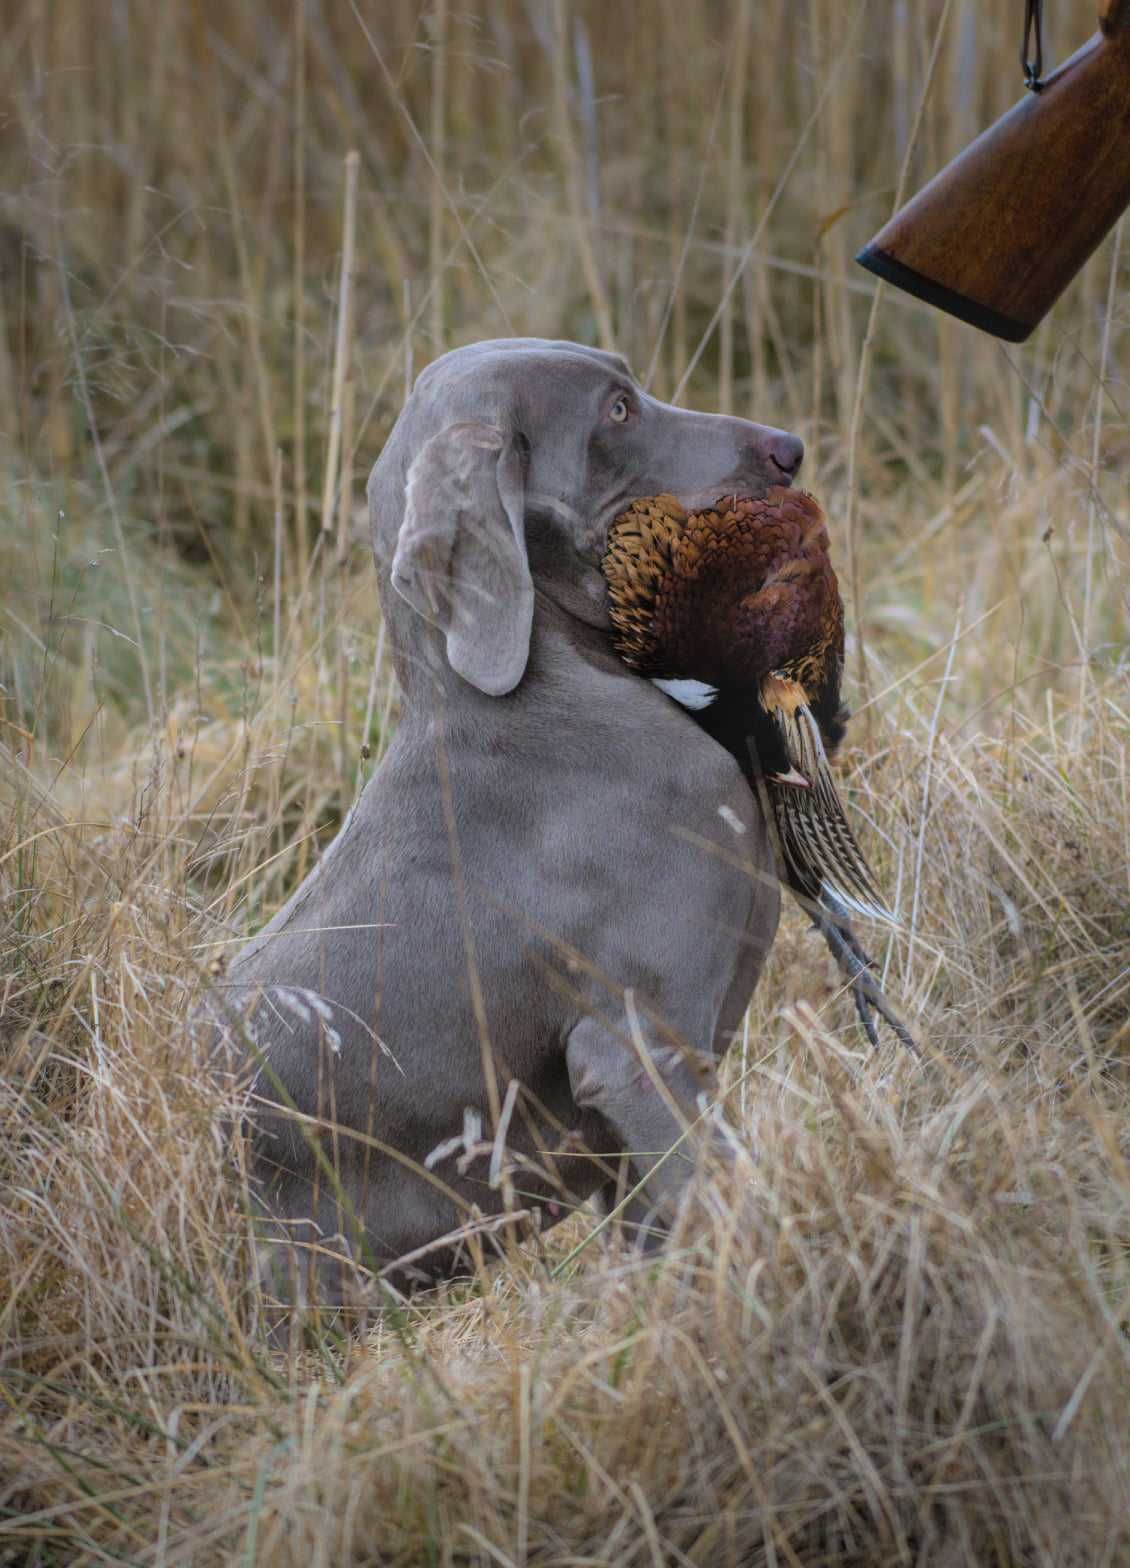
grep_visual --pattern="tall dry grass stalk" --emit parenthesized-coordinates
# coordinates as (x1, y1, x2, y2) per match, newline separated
(1, 1, 1127, 1561)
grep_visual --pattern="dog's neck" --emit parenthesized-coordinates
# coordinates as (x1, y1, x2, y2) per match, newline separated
(388, 592, 640, 745)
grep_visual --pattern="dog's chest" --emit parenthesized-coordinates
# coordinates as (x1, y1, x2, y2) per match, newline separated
(506, 719, 774, 1036)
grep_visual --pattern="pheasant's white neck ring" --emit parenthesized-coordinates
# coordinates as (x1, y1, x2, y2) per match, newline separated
(651, 677, 719, 711)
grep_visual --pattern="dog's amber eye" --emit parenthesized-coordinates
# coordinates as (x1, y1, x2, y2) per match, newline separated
(609, 395, 630, 424)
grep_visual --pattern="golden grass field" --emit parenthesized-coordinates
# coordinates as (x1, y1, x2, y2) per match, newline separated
(1, 1, 1128, 1561)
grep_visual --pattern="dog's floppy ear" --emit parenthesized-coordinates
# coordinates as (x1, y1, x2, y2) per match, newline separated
(391, 421, 532, 696)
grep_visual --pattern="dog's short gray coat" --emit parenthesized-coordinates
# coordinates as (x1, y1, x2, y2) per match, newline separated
(217, 338, 802, 1300)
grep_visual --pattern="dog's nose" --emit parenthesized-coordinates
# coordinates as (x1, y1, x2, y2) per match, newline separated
(767, 432, 804, 480)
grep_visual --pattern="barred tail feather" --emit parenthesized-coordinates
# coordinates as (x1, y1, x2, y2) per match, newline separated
(769, 702, 896, 927)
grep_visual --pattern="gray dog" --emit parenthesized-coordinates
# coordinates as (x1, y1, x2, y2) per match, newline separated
(219, 338, 801, 1305)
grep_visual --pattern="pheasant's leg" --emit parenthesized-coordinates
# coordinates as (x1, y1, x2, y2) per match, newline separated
(809, 901, 919, 1054)
(812, 906, 878, 1046)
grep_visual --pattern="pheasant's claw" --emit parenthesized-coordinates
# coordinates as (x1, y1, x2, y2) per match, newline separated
(811, 902, 920, 1056)
(769, 767, 811, 789)
(852, 982, 882, 1050)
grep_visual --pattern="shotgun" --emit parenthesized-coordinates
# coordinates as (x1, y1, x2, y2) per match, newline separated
(856, 0, 1130, 341)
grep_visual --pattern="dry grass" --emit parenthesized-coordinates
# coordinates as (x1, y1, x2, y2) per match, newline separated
(2, 2, 1128, 1562)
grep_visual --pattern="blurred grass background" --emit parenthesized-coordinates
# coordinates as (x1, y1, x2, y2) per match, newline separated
(1, 2, 1128, 1562)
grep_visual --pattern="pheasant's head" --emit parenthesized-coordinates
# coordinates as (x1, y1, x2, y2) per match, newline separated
(602, 487, 843, 692)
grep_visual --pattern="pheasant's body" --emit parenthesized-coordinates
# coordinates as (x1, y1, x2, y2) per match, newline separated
(605, 490, 843, 706)
(603, 489, 915, 1049)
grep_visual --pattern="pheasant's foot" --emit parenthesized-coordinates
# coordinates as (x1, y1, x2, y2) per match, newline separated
(809, 901, 920, 1056)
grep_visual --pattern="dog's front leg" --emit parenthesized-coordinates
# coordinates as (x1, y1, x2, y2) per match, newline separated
(565, 1014, 723, 1227)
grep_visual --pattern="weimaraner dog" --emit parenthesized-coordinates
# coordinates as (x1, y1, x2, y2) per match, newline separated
(218, 338, 802, 1307)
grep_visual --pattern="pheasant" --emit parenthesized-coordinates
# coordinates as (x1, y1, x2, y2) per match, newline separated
(603, 488, 915, 1051)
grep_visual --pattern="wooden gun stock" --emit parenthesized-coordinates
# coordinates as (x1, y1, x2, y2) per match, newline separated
(857, 1, 1130, 341)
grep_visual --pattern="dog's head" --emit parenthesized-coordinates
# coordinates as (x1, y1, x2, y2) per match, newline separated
(368, 338, 803, 698)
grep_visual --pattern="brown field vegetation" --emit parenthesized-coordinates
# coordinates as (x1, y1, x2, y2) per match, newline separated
(1, 1, 1127, 1562)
